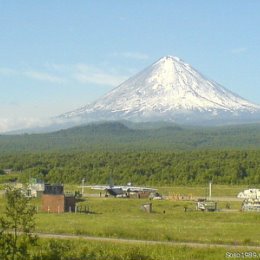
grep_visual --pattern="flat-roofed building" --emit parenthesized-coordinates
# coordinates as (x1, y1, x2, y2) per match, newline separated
(41, 184, 75, 213)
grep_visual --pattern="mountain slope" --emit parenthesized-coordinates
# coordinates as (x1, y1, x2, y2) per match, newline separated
(1, 121, 260, 153)
(61, 56, 260, 125)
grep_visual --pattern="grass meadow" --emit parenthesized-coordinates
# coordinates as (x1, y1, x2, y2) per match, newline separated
(1, 184, 260, 259)
(30, 238, 258, 260)
(33, 198, 260, 246)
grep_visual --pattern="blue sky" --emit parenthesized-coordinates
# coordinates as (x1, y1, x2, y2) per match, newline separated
(0, 1, 260, 131)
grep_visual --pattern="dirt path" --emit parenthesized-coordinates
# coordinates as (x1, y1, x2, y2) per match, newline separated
(35, 232, 260, 250)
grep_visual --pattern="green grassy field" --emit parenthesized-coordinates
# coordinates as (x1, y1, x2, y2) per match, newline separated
(33, 197, 260, 246)
(30, 238, 260, 260)
(1, 185, 260, 259)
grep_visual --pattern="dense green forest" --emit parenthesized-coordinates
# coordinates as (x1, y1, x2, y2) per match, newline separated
(1, 150, 260, 185)
(0, 122, 260, 185)
(0, 122, 260, 152)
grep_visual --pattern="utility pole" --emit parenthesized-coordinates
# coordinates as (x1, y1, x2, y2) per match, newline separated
(209, 181, 212, 199)
(81, 178, 85, 196)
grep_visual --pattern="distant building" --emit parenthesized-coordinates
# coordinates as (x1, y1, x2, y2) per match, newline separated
(196, 199, 217, 212)
(3, 169, 12, 174)
(237, 189, 260, 199)
(41, 184, 75, 213)
(28, 178, 45, 198)
(242, 198, 260, 212)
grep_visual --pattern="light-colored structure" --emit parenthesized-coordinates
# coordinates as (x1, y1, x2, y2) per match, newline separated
(242, 198, 260, 212)
(238, 189, 260, 212)
(28, 178, 45, 198)
(237, 189, 260, 199)
(196, 199, 217, 212)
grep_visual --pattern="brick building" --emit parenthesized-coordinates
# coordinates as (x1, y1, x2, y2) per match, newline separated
(41, 184, 75, 213)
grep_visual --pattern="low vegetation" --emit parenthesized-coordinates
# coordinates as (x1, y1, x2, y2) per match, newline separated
(28, 238, 258, 260)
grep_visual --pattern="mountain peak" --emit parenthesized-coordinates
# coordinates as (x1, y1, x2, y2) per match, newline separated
(156, 55, 189, 65)
(159, 55, 181, 61)
(155, 56, 182, 66)
(61, 56, 260, 125)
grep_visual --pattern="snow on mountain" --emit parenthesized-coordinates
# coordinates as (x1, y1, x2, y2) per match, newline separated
(60, 56, 260, 125)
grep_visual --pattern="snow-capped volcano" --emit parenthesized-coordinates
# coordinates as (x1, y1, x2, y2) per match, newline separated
(61, 56, 260, 125)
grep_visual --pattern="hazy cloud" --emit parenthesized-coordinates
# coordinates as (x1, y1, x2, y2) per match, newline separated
(231, 47, 247, 54)
(73, 64, 128, 86)
(0, 117, 50, 133)
(0, 62, 132, 88)
(23, 70, 66, 84)
(0, 67, 17, 76)
(0, 67, 66, 84)
(43, 63, 68, 72)
(0, 115, 83, 133)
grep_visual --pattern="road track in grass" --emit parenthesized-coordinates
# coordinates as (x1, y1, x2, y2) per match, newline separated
(35, 232, 260, 250)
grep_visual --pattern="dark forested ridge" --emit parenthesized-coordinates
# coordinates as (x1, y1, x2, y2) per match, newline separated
(1, 122, 260, 185)
(1, 150, 260, 185)
(0, 121, 260, 153)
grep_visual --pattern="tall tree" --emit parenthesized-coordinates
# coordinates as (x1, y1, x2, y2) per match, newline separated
(0, 186, 37, 260)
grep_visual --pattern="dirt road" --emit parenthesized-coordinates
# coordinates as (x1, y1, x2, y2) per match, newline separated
(35, 232, 260, 250)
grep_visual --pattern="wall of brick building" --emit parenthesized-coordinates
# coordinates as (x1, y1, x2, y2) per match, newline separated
(41, 194, 65, 213)
(41, 194, 76, 213)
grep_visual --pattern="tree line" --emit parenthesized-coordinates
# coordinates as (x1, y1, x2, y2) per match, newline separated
(0, 150, 260, 185)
